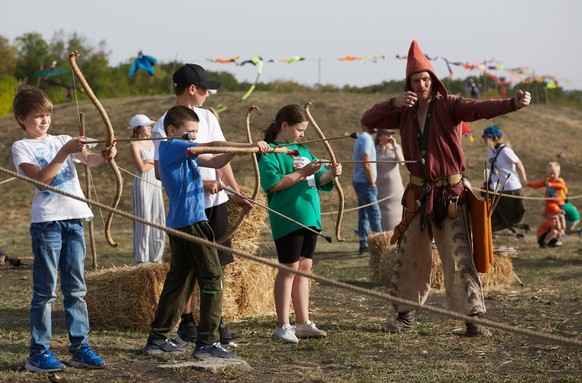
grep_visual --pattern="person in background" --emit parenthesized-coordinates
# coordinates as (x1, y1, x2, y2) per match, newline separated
(482, 124, 529, 234)
(536, 204, 565, 248)
(361, 40, 531, 336)
(12, 86, 108, 372)
(375, 129, 405, 231)
(258, 104, 341, 343)
(352, 122, 383, 254)
(527, 161, 572, 245)
(562, 201, 581, 236)
(128, 114, 165, 264)
(152, 64, 244, 346)
(466, 78, 480, 99)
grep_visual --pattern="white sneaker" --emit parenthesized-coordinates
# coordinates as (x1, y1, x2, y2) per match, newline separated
(294, 320, 327, 338)
(272, 323, 299, 343)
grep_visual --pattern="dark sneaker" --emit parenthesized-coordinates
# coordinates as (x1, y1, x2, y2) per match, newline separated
(144, 335, 185, 355)
(69, 344, 106, 369)
(219, 321, 236, 345)
(25, 349, 65, 372)
(192, 341, 237, 359)
(383, 311, 416, 333)
(359, 246, 369, 255)
(175, 319, 198, 344)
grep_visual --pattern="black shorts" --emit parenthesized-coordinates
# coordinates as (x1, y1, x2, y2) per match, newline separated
(274, 229, 318, 264)
(205, 202, 234, 266)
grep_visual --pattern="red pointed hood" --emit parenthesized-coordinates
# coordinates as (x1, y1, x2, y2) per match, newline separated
(405, 40, 448, 97)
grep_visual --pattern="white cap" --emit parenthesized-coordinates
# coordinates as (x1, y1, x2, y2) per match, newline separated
(128, 114, 155, 130)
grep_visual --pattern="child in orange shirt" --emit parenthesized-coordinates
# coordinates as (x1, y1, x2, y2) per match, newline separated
(527, 162, 568, 213)
(536, 204, 565, 248)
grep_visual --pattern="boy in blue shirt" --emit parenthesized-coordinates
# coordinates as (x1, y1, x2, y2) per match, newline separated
(144, 105, 269, 358)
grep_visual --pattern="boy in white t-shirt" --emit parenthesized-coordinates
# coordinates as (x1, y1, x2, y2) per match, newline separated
(12, 87, 114, 373)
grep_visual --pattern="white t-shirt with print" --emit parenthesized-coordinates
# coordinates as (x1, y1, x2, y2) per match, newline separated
(12, 134, 93, 223)
(152, 107, 228, 208)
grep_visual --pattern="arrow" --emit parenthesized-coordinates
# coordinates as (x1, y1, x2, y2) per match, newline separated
(274, 132, 358, 147)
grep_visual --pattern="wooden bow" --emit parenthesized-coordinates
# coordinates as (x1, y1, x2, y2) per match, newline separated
(217, 106, 261, 243)
(69, 51, 123, 247)
(305, 102, 345, 242)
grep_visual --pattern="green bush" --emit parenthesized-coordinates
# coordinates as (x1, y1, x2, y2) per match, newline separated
(0, 75, 19, 116)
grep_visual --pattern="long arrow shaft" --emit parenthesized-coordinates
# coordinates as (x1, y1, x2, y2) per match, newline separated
(82, 133, 195, 145)
(274, 132, 358, 147)
(320, 159, 424, 165)
(187, 146, 298, 156)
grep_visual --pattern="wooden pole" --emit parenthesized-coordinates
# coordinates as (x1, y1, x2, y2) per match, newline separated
(80, 112, 98, 270)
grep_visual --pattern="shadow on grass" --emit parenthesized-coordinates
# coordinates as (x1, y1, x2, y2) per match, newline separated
(1, 308, 30, 332)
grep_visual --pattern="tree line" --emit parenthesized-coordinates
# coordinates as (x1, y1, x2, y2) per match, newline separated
(1, 31, 579, 116)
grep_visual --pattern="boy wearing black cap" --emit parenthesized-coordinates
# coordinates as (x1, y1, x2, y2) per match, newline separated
(152, 64, 246, 347)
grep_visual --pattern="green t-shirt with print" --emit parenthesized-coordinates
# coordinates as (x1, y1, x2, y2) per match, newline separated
(258, 143, 334, 240)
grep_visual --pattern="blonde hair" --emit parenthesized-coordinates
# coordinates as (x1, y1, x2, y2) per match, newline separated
(547, 162, 560, 172)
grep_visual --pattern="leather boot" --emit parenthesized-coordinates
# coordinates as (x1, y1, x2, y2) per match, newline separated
(465, 313, 492, 337)
(384, 311, 416, 333)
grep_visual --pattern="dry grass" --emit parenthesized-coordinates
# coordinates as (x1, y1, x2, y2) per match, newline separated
(0, 92, 581, 382)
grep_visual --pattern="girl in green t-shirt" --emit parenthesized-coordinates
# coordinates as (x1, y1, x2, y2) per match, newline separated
(258, 104, 342, 344)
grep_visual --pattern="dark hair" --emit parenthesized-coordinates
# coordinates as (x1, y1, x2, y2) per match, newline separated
(163, 105, 199, 135)
(262, 104, 307, 143)
(13, 86, 53, 130)
(174, 84, 190, 97)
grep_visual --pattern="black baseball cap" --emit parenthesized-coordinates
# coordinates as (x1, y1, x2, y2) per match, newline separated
(172, 64, 221, 90)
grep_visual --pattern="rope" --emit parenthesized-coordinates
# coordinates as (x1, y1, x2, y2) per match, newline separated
(322, 186, 582, 216)
(2, 164, 581, 348)
(473, 186, 582, 201)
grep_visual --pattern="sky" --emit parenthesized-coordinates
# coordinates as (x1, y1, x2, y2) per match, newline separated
(2, 0, 581, 90)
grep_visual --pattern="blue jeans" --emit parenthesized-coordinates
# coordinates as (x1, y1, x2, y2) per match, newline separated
(353, 182, 383, 248)
(29, 219, 90, 356)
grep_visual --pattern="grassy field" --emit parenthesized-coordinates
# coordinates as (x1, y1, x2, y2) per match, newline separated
(0, 91, 581, 382)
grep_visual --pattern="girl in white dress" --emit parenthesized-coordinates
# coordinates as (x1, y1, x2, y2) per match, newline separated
(375, 130, 405, 231)
(128, 114, 166, 263)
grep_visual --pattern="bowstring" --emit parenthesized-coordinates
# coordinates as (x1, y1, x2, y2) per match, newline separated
(71, 66, 107, 228)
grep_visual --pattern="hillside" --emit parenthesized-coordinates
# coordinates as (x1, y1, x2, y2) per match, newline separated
(1, 92, 582, 382)
(2, 91, 582, 257)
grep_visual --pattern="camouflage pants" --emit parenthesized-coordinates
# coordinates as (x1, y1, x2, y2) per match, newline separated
(390, 203, 486, 315)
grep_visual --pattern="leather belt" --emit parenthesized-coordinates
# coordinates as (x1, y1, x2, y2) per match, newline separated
(409, 173, 463, 187)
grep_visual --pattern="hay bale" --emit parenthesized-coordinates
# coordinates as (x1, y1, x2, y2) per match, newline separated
(368, 231, 395, 285)
(198, 186, 276, 321)
(85, 263, 169, 332)
(86, 186, 276, 331)
(481, 253, 514, 289)
(368, 232, 514, 290)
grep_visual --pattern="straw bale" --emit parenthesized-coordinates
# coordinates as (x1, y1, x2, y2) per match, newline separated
(85, 263, 169, 332)
(368, 231, 514, 290)
(86, 186, 276, 331)
(481, 253, 514, 289)
(189, 186, 276, 321)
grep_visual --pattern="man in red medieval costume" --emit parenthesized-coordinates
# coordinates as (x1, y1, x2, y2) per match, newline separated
(361, 40, 531, 336)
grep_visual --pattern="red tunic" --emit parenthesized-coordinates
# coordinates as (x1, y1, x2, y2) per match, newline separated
(362, 95, 517, 221)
